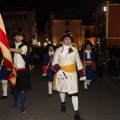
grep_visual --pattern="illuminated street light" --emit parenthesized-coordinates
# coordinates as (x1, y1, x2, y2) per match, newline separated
(103, 6, 107, 11)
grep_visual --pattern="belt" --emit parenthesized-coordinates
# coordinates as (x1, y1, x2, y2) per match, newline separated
(17, 68, 26, 71)
(85, 61, 92, 65)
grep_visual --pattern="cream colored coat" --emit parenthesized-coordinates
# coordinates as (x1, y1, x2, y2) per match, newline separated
(52, 45, 84, 94)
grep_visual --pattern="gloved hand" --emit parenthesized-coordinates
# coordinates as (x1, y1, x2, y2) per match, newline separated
(79, 76, 86, 81)
(56, 69, 64, 78)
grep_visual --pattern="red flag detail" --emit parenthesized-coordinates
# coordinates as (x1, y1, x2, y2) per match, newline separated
(0, 14, 17, 86)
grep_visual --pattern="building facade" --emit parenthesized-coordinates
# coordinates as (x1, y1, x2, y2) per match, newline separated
(44, 11, 95, 49)
(1, 7, 38, 45)
(93, 1, 120, 48)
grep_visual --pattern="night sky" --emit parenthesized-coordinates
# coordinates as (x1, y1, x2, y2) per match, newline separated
(1, 0, 120, 33)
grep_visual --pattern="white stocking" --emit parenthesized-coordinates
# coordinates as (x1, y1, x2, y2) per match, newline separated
(72, 96, 78, 111)
(59, 92, 65, 102)
(48, 82, 52, 94)
(1, 80, 8, 96)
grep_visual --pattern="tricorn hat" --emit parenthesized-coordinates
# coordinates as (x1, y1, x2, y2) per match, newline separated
(59, 33, 74, 42)
(46, 43, 56, 51)
(84, 40, 94, 49)
(85, 40, 94, 46)
(11, 30, 25, 37)
(57, 41, 64, 45)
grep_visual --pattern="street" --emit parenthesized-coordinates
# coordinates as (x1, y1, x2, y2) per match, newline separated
(0, 65, 120, 120)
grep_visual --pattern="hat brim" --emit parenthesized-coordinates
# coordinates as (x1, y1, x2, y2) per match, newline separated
(59, 33, 74, 42)
(85, 40, 94, 47)
(11, 31, 25, 37)
(58, 41, 64, 45)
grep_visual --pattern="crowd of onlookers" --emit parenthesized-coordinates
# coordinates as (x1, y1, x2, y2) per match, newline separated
(93, 44, 120, 77)
(26, 45, 45, 70)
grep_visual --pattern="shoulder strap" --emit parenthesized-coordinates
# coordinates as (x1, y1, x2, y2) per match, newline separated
(18, 43, 26, 61)
(18, 43, 25, 49)
(10, 44, 15, 58)
(11, 43, 28, 68)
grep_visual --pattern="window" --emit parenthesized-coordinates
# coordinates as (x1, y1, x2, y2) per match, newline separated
(19, 15, 22, 20)
(65, 30, 70, 33)
(85, 29, 90, 38)
(4, 16, 8, 20)
(14, 15, 17, 20)
(24, 15, 27, 20)
(17, 27, 23, 32)
(9, 15, 12, 20)
(5, 28, 10, 38)
(65, 20, 69, 26)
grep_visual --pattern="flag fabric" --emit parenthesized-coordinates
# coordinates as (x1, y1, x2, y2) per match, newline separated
(0, 14, 17, 86)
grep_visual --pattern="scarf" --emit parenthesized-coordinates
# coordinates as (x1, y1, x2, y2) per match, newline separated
(85, 49, 91, 59)
(61, 44, 71, 55)
(48, 51, 54, 57)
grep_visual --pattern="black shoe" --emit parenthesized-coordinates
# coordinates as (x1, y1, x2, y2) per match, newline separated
(88, 85, 90, 88)
(74, 113, 84, 120)
(0, 96, 8, 99)
(13, 104, 18, 110)
(61, 102, 66, 113)
(47, 94, 52, 97)
(84, 88, 87, 91)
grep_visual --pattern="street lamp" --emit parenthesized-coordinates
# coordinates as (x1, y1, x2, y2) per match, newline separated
(103, 6, 107, 11)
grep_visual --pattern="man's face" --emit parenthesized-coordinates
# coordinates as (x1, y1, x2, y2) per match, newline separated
(49, 46, 54, 52)
(86, 44, 91, 50)
(14, 35, 24, 42)
(63, 37, 71, 46)
(29, 47, 32, 51)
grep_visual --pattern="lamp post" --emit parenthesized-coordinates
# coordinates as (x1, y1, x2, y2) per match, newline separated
(102, 1, 109, 49)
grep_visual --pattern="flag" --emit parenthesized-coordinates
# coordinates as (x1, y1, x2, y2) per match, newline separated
(0, 14, 17, 86)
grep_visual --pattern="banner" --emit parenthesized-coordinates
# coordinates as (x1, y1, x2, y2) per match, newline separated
(0, 14, 16, 86)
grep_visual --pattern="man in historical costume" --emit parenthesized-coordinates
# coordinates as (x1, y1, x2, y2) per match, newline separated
(52, 33, 86, 120)
(0, 52, 8, 99)
(43, 44, 55, 96)
(80, 40, 96, 91)
(10, 30, 32, 113)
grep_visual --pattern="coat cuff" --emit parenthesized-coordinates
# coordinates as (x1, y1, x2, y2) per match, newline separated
(92, 62, 96, 69)
(42, 66, 47, 73)
(52, 64, 61, 73)
(77, 69, 85, 77)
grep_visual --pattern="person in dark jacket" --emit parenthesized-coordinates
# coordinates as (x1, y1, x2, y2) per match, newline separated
(80, 40, 96, 90)
(26, 46, 35, 70)
(43, 44, 55, 96)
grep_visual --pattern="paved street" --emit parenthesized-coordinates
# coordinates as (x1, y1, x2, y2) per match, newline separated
(0, 65, 120, 120)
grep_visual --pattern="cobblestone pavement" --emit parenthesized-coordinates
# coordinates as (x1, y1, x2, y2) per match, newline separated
(0, 67, 120, 120)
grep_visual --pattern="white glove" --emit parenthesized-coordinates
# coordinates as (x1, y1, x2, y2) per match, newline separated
(56, 70, 64, 78)
(79, 76, 86, 81)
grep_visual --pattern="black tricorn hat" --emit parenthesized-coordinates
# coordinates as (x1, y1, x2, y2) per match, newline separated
(46, 43, 56, 51)
(59, 33, 74, 42)
(85, 40, 94, 47)
(46, 43, 54, 48)
(11, 30, 25, 37)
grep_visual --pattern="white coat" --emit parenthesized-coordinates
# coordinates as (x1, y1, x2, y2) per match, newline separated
(52, 45, 84, 94)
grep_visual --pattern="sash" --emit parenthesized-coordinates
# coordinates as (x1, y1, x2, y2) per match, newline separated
(61, 63, 76, 72)
(53, 63, 76, 90)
